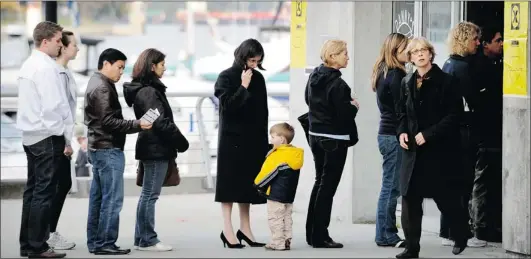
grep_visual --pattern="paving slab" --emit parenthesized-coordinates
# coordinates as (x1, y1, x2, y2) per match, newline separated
(1, 194, 513, 258)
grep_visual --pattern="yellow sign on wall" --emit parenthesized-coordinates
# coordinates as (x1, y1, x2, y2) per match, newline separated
(290, 0, 307, 69)
(503, 1, 529, 96)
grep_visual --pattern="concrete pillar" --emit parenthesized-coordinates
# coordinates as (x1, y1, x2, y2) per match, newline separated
(502, 6, 531, 256)
(289, 2, 392, 223)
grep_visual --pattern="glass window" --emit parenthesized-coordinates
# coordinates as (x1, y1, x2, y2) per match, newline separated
(422, 1, 457, 66)
(392, 1, 416, 38)
(393, 1, 416, 72)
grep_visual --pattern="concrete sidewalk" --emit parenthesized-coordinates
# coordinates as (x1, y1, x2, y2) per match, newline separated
(1, 194, 511, 258)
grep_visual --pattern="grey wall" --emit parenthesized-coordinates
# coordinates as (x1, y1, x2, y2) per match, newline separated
(502, 7, 531, 256)
(289, 2, 392, 223)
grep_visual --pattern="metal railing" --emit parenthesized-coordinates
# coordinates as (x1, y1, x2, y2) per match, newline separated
(0, 84, 290, 192)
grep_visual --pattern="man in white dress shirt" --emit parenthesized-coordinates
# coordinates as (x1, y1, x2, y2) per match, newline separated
(16, 21, 70, 259)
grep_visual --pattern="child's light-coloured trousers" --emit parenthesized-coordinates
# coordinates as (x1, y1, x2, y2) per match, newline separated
(267, 200, 294, 249)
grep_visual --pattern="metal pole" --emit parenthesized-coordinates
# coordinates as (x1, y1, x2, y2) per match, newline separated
(44, 1, 58, 23)
(186, 2, 196, 77)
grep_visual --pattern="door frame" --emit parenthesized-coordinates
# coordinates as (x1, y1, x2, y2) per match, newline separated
(411, 0, 463, 37)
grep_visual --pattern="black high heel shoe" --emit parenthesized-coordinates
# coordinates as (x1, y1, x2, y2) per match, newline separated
(220, 232, 245, 249)
(236, 230, 266, 247)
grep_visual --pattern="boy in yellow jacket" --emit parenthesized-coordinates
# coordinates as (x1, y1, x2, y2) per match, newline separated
(254, 122, 304, 250)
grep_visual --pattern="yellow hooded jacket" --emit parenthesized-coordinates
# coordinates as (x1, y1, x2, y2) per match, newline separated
(254, 144, 304, 202)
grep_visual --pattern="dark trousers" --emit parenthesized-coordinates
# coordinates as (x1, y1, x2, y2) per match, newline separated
(402, 194, 469, 252)
(49, 156, 72, 233)
(20, 136, 65, 254)
(471, 148, 502, 242)
(306, 135, 349, 245)
(440, 125, 476, 240)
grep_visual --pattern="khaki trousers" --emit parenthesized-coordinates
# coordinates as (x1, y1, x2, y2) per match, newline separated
(267, 200, 293, 249)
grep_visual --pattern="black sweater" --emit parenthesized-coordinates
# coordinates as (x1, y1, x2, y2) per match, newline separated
(304, 65, 358, 136)
(375, 68, 406, 135)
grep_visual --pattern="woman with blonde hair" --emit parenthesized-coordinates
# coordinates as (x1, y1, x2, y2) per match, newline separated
(370, 32, 409, 248)
(440, 21, 481, 247)
(303, 39, 359, 248)
(395, 37, 469, 258)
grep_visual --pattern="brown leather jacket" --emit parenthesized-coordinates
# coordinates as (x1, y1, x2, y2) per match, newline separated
(84, 72, 141, 150)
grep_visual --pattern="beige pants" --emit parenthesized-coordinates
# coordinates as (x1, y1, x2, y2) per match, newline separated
(267, 200, 293, 249)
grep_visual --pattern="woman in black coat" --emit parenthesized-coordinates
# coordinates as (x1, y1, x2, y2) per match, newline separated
(440, 21, 481, 245)
(123, 48, 189, 251)
(214, 39, 269, 248)
(395, 38, 470, 259)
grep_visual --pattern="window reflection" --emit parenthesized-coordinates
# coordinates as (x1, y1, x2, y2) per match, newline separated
(422, 1, 455, 66)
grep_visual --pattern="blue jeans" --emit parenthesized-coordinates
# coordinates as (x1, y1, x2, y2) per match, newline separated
(134, 160, 168, 247)
(86, 148, 125, 251)
(375, 134, 402, 245)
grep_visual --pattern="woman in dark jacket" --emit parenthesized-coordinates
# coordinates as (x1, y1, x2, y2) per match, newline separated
(395, 37, 469, 259)
(304, 39, 359, 249)
(370, 32, 409, 248)
(440, 21, 481, 246)
(123, 48, 189, 252)
(214, 39, 269, 248)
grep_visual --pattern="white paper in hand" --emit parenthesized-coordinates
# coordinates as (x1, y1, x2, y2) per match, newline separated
(140, 108, 161, 124)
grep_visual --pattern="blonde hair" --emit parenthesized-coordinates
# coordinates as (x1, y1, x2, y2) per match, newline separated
(447, 21, 481, 56)
(270, 122, 295, 144)
(320, 40, 347, 66)
(405, 37, 436, 64)
(370, 33, 409, 92)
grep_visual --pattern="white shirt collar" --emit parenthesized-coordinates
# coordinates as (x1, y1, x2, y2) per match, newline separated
(32, 49, 57, 65)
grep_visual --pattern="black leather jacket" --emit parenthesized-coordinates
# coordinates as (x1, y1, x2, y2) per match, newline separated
(84, 72, 141, 150)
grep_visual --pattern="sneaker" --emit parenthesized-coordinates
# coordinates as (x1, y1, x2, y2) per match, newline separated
(467, 237, 487, 247)
(137, 242, 173, 252)
(441, 238, 454, 246)
(47, 232, 76, 250)
(264, 244, 286, 251)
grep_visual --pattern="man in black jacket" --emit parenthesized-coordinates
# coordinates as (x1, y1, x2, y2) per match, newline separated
(469, 26, 503, 245)
(84, 48, 151, 255)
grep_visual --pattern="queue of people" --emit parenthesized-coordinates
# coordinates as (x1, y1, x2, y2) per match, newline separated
(15, 20, 502, 259)
(370, 22, 504, 258)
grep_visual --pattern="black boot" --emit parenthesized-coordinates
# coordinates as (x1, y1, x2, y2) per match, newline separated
(452, 240, 467, 255)
(396, 248, 419, 259)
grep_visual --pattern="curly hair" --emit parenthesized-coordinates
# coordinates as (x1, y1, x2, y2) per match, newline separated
(447, 21, 481, 56)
